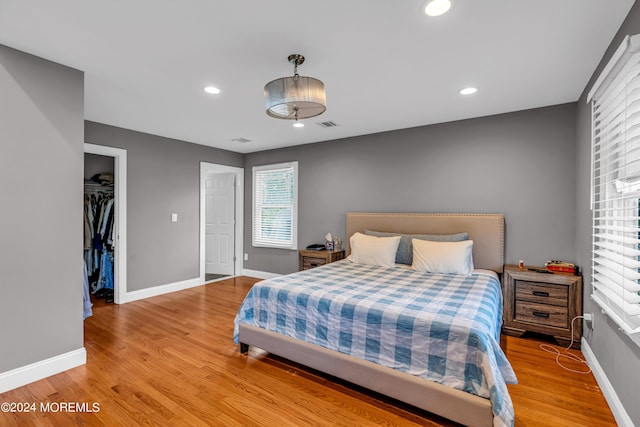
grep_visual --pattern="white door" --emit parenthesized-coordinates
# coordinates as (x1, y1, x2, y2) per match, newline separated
(205, 173, 235, 275)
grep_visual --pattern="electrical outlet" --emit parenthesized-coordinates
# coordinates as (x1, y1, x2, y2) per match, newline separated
(584, 313, 594, 329)
(244, 253, 248, 261)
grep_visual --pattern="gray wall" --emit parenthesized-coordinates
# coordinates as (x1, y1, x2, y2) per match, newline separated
(244, 103, 577, 275)
(576, 4, 640, 425)
(0, 45, 84, 371)
(85, 122, 243, 291)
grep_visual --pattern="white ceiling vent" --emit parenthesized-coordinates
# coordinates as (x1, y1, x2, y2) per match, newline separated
(317, 121, 339, 128)
(231, 137, 251, 143)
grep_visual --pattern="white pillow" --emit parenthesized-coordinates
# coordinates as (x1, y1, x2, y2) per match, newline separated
(411, 239, 474, 275)
(348, 232, 401, 267)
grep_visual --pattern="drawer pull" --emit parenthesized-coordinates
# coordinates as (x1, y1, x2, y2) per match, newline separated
(533, 311, 550, 318)
(310, 263, 318, 267)
(532, 291, 549, 297)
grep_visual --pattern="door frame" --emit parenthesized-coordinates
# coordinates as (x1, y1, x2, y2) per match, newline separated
(84, 143, 127, 304)
(200, 162, 244, 280)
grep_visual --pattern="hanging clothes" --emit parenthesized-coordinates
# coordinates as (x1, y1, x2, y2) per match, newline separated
(83, 259, 93, 319)
(96, 249, 114, 292)
(84, 181, 115, 297)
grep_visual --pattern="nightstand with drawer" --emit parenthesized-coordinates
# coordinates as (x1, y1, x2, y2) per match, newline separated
(298, 249, 345, 271)
(502, 265, 583, 348)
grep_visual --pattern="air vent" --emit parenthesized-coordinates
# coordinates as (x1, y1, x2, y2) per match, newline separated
(317, 121, 339, 128)
(231, 137, 251, 143)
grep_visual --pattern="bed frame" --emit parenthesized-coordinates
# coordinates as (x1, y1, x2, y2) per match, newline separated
(239, 213, 505, 427)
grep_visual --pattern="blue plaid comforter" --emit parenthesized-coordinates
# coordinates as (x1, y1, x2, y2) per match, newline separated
(234, 260, 517, 427)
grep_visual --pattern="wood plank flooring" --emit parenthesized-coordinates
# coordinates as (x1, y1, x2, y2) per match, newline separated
(0, 276, 616, 426)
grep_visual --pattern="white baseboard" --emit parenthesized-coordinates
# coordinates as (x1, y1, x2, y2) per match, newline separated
(122, 277, 203, 303)
(581, 338, 633, 427)
(241, 269, 282, 280)
(0, 348, 86, 394)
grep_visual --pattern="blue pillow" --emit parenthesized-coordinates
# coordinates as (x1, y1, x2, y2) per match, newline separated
(363, 229, 469, 265)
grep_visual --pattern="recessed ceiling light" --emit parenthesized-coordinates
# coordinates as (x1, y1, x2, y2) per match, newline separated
(460, 87, 478, 95)
(293, 122, 304, 128)
(204, 86, 220, 94)
(424, 0, 451, 17)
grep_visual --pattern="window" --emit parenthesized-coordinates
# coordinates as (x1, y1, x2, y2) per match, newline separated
(252, 162, 298, 249)
(589, 34, 640, 343)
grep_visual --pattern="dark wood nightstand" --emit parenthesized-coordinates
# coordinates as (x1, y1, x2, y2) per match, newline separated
(298, 249, 345, 271)
(502, 265, 583, 349)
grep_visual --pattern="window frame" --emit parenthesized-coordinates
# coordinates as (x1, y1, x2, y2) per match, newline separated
(252, 161, 298, 250)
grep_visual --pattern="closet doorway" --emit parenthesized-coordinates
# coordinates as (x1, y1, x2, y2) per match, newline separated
(200, 163, 244, 282)
(84, 143, 127, 304)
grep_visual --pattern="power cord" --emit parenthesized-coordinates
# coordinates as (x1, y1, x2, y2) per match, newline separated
(538, 315, 591, 375)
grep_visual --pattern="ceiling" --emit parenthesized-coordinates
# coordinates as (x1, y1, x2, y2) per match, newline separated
(0, 1, 635, 154)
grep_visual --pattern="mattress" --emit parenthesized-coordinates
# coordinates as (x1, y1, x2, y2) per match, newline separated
(234, 260, 517, 427)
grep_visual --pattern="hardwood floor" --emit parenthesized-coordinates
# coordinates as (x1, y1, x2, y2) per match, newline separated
(1, 276, 616, 426)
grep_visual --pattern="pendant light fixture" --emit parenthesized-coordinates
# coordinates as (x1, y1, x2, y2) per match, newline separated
(264, 54, 326, 121)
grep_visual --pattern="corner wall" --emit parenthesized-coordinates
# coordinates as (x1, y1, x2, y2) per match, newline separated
(575, 4, 640, 425)
(0, 45, 84, 374)
(84, 121, 243, 291)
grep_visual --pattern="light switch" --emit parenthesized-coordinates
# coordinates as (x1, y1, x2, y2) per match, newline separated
(171, 213, 178, 222)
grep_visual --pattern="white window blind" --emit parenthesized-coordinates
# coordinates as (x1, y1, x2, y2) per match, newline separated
(591, 34, 640, 343)
(252, 162, 298, 249)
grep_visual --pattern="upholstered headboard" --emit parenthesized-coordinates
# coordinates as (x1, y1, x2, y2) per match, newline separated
(345, 213, 505, 273)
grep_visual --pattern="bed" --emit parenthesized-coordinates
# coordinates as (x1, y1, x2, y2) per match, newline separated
(234, 213, 516, 427)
